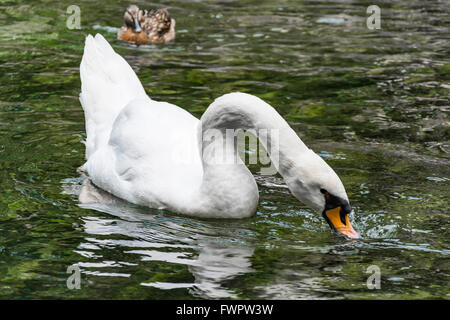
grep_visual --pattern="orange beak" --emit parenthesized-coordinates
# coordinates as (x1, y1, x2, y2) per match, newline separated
(324, 207, 360, 239)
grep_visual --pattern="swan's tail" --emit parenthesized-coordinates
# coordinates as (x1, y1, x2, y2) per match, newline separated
(80, 34, 147, 159)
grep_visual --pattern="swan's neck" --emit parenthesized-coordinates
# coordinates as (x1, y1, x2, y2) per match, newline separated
(195, 93, 309, 217)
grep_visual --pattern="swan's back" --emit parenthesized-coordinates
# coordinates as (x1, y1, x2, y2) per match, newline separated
(79, 34, 204, 212)
(80, 34, 147, 159)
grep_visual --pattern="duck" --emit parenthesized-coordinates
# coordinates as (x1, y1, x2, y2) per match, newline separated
(79, 34, 360, 239)
(117, 5, 175, 44)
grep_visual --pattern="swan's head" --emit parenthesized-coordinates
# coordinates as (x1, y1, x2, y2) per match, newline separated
(286, 149, 360, 239)
(124, 5, 142, 33)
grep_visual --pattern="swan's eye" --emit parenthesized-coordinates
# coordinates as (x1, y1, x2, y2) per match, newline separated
(320, 188, 331, 201)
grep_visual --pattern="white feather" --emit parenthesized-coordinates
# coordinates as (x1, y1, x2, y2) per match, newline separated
(80, 34, 147, 159)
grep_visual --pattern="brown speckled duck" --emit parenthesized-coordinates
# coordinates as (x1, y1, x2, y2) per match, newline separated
(117, 5, 175, 45)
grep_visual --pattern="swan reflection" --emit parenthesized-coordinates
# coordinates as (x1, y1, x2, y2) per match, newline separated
(63, 177, 255, 298)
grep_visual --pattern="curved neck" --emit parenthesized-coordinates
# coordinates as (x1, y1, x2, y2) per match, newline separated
(199, 92, 309, 179)
(192, 93, 312, 217)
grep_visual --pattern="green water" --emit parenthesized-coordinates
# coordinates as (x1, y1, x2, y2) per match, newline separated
(0, 0, 449, 299)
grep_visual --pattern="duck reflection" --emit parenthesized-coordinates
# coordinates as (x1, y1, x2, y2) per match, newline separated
(63, 177, 255, 298)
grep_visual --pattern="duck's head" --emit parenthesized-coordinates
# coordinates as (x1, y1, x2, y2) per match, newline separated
(285, 149, 361, 239)
(124, 5, 143, 33)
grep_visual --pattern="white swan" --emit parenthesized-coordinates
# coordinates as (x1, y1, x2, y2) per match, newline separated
(79, 34, 360, 239)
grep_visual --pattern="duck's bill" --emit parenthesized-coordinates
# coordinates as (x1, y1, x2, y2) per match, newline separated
(134, 18, 142, 32)
(324, 207, 361, 239)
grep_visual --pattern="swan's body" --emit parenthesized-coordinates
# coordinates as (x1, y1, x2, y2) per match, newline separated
(79, 34, 360, 237)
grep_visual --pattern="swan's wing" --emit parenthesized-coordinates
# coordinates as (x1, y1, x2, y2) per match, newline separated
(80, 34, 147, 159)
(84, 97, 203, 209)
